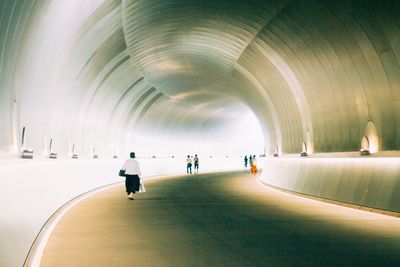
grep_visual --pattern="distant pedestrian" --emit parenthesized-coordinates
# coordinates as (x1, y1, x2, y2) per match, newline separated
(194, 154, 199, 174)
(121, 152, 141, 200)
(244, 156, 248, 168)
(186, 155, 193, 174)
(251, 155, 257, 175)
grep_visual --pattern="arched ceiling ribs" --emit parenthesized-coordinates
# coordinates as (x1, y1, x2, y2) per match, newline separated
(108, 76, 145, 121)
(77, 28, 128, 90)
(124, 87, 157, 126)
(232, 0, 293, 68)
(73, 0, 122, 43)
(84, 54, 130, 110)
(135, 92, 166, 123)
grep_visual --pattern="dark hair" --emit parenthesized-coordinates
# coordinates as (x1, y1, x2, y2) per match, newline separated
(130, 152, 136, 158)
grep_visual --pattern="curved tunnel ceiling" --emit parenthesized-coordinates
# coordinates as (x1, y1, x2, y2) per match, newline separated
(0, 0, 400, 157)
(122, 0, 282, 105)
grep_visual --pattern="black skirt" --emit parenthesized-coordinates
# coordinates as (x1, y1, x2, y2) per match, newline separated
(125, 174, 140, 193)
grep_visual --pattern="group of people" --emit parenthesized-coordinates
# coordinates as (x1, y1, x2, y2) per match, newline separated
(186, 154, 199, 174)
(120, 152, 201, 200)
(244, 155, 257, 175)
(121, 152, 263, 200)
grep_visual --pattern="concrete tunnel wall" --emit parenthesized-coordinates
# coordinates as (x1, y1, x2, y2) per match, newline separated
(1, 0, 400, 266)
(0, 157, 246, 267)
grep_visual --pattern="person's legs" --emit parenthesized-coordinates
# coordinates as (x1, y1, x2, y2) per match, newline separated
(127, 175, 139, 199)
(125, 178, 129, 195)
(125, 175, 133, 199)
(251, 165, 257, 175)
(132, 175, 140, 193)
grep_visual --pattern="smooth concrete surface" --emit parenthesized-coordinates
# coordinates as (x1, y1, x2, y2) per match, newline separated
(0, 157, 248, 267)
(261, 156, 400, 214)
(40, 171, 400, 267)
(0, 159, 123, 267)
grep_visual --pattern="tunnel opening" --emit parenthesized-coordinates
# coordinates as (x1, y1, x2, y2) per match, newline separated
(130, 103, 265, 160)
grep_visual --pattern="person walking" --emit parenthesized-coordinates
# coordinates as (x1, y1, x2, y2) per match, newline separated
(248, 155, 253, 169)
(251, 155, 257, 175)
(186, 155, 193, 174)
(121, 152, 142, 200)
(244, 155, 248, 168)
(193, 154, 199, 174)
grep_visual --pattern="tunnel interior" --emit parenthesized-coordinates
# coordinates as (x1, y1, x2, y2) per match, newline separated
(2, 0, 400, 159)
(2, 1, 400, 267)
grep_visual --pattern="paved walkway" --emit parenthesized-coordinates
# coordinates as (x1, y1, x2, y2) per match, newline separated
(40, 171, 400, 267)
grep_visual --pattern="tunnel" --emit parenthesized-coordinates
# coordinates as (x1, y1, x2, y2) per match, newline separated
(1, 0, 400, 266)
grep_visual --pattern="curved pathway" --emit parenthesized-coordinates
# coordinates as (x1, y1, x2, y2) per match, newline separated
(40, 171, 400, 267)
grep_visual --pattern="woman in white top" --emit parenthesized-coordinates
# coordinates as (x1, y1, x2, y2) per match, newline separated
(121, 152, 142, 200)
